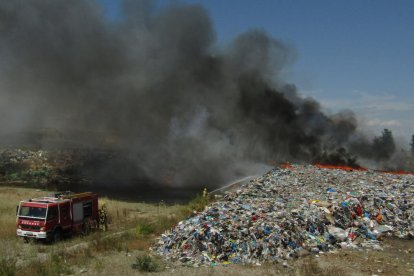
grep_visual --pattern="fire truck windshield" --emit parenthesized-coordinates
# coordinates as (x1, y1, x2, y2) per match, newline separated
(18, 206, 47, 219)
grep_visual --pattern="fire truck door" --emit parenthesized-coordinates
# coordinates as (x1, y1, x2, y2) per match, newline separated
(46, 206, 59, 227)
(59, 203, 71, 229)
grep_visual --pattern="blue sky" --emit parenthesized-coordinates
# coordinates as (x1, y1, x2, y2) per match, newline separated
(99, 0, 414, 143)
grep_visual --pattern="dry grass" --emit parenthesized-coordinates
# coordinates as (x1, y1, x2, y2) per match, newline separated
(100, 196, 186, 229)
(127, 237, 152, 251)
(18, 253, 74, 276)
(0, 187, 45, 239)
(295, 257, 347, 276)
(0, 185, 198, 275)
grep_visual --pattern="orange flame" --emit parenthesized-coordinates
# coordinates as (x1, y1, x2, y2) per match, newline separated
(315, 164, 367, 171)
(315, 164, 414, 175)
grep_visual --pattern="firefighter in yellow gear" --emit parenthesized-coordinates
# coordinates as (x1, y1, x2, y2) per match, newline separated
(98, 202, 108, 231)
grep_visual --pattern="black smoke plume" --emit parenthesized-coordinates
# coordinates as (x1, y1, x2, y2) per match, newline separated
(0, 0, 386, 189)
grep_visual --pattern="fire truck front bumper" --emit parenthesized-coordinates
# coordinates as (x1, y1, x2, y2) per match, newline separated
(17, 229, 47, 239)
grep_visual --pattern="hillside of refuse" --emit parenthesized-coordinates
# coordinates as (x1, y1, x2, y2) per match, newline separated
(153, 164, 414, 266)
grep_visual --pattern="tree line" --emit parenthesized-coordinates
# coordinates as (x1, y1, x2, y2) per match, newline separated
(372, 129, 414, 160)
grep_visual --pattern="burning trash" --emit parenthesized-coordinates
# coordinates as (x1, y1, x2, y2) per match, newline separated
(152, 164, 414, 266)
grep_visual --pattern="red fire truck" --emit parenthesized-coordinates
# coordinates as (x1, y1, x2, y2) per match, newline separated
(16, 191, 99, 242)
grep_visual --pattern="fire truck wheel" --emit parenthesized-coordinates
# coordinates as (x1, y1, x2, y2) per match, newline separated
(52, 229, 62, 243)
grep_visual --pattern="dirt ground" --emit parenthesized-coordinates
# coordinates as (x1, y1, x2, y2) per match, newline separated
(69, 238, 413, 276)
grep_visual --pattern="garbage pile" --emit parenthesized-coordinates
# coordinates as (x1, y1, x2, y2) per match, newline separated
(153, 165, 414, 266)
(0, 149, 52, 184)
(0, 148, 97, 186)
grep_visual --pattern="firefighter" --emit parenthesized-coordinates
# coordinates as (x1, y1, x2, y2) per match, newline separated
(99, 202, 108, 231)
(203, 188, 208, 198)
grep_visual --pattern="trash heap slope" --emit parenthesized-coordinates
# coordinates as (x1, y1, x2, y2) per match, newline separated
(152, 165, 414, 266)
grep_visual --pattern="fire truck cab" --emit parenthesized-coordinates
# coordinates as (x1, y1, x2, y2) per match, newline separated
(16, 191, 99, 242)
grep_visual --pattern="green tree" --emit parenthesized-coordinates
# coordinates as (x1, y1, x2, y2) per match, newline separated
(410, 134, 414, 155)
(372, 128, 396, 160)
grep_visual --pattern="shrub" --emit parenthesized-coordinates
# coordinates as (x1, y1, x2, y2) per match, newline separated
(188, 193, 211, 211)
(179, 193, 212, 218)
(133, 254, 162, 272)
(136, 222, 155, 236)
